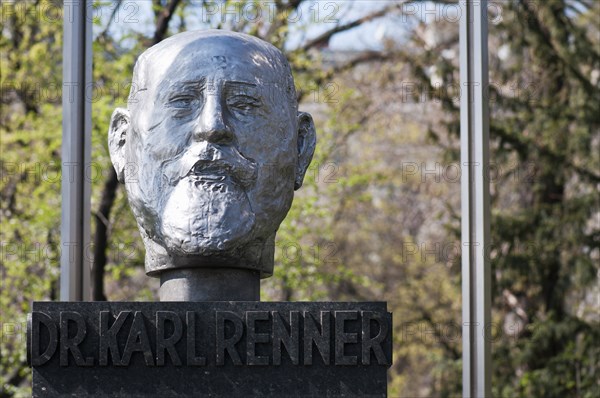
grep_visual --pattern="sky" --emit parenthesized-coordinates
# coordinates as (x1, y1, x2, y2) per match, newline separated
(95, 0, 417, 52)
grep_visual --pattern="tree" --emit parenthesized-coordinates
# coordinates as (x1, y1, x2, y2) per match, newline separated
(2, 0, 597, 396)
(392, 0, 600, 396)
(1, 2, 65, 394)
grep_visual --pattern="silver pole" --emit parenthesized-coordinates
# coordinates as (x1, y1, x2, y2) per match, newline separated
(460, 0, 491, 397)
(60, 0, 92, 301)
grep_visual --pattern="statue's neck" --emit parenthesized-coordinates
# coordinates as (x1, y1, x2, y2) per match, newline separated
(159, 267, 260, 301)
(140, 233, 275, 301)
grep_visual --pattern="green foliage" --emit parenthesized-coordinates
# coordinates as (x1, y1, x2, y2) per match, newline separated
(0, 1, 147, 394)
(400, 1, 600, 396)
(1, 1, 598, 397)
(1, 2, 64, 394)
(488, 3, 600, 396)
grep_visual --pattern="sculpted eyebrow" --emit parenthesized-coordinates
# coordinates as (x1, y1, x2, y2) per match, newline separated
(225, 81, 257, 88)
(224, 81, 260, 98)
(169, 79, 206, 93)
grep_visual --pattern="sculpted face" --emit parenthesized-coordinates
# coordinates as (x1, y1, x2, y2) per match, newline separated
(108, 31, 316, 277)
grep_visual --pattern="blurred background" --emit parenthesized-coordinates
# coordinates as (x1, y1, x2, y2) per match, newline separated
(1, 1, 598, 396)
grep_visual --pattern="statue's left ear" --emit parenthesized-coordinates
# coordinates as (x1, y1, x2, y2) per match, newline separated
(108, 108, 130, 183)
(294, 112, 317, 190)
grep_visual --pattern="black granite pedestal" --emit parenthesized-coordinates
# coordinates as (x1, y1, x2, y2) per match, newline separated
(29, 301, 392, 397)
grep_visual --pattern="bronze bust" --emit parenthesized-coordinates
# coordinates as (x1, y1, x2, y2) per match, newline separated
(108, 30, 316, 301)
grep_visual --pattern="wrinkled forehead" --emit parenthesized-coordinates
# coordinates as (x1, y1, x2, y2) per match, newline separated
(132, 33, 292, 97)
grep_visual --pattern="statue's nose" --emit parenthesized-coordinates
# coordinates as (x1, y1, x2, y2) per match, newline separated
(194, 94, 233, 144)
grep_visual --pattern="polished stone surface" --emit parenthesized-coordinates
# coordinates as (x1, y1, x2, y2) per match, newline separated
(30, 301, 391, 397)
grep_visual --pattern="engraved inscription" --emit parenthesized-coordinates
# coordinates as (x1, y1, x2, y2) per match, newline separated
(246, 311, 270, 365)
(29, 312, 57, 367)
(361, 311, 390, 366)
(334, 311, 358, 365)
(186, 311, 207, 366)
(30, 303, 392, 398)
(156, 311, 182, 366)
(29, 307, 391, 367)
(215, 311, 243, 366)
(59, 311, 93, 367)
(303, 311, 330, 365)
(121, 311, 154, 366)
(272, 310, 299, 365)
(99, 311, 130, 366)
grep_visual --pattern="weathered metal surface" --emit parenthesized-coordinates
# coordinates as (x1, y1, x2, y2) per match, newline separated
(108, 30, 316, 300)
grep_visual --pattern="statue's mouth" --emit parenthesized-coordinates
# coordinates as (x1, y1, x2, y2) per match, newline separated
(166, 143, 258, 189)
(188, 160, 230, 179)
(186, 159, 252, 188)
(186, 161, 232, 192)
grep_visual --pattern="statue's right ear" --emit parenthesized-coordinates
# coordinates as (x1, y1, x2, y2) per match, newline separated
(108, 108, 130, 183)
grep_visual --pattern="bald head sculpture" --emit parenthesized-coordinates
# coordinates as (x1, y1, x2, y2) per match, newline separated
(108, 30, 316, 301)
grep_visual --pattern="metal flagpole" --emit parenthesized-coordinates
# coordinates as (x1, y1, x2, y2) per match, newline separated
(460, 0, 491, 397)
(60, 0, 92, 301)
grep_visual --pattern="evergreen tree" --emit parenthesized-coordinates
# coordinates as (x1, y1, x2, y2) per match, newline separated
(398, 1, 599, 396)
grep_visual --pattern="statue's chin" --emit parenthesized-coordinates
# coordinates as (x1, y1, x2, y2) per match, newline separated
(159, 177, 255, 256)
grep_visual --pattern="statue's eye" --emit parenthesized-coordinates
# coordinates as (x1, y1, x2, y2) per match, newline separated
(227, 95, 260, 113)
(169, 96, 197, 108)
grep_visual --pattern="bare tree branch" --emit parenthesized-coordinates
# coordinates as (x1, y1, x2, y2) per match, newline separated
(92, 168, 118, 301)
(301, 2, 402, 51)
(97, 0, 123, 42)
(153, 0, 183, 45)
(263, 0, 305, 44)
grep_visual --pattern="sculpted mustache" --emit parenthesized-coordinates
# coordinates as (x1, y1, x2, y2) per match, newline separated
(164, 145, 257, 188)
